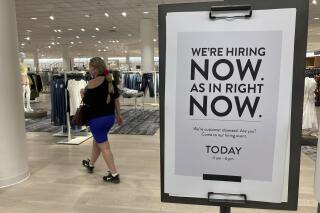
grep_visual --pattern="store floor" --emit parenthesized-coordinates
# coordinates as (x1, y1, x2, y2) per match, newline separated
(0, 132, 317, 213)
(0, 94, 318, 212)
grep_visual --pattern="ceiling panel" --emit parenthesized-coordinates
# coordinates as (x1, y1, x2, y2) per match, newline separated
(15, 0, 320, 58)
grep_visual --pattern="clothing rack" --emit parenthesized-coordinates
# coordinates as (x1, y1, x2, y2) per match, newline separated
(53, 71, 92, 145)
(305, 68, 320, 77)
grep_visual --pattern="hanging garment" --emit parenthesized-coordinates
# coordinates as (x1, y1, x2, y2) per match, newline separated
(51, 76, 67, 126)
(140, 73, 155, 97)
(302, 77, 318, 132)
(67, 79, 87, 116)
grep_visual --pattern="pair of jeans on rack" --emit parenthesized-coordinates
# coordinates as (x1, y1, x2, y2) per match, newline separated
(140, 73, 155, 97)
(51, 76, 67, 126)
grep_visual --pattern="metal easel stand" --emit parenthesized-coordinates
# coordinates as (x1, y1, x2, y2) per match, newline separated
(55, 72, 92, 145)
(208, 192, 247, 213)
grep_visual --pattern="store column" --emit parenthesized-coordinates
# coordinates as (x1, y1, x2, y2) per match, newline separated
(140, 19, 154, 73)
(62, 44, 71, 71)
(0, 0, 30, 188)
(33, 51, 40, 72)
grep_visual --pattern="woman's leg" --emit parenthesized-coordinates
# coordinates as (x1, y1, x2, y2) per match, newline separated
(97, 141, 117, 173)
(90, 139, 101, 165)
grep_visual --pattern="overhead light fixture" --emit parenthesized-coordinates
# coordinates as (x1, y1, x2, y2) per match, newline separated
(98, 49, 102, 52)
(51, 42, 55, 45)
(106, 46, 109, 49)
(67, 29, 73, 31)
(49, 15, 55, 20)
(57, 36, 62, 39)
(98, 41, 102, 43)
(112, 40, 116, 43)
(21, 43, 25, 46)
(84, 14, 91, 18)
(56, 42, 60, 45)
(91, 35, 96, 38)
(112, 26, 117, 29)
(95, 44, 98, 47)
(104, 12, 109, 17)
(70, 41, 74, 44)
(312, 0, 318, 5)
(69, 46, 73, 48)
(26, 30, 32, 33)
(54, 29, 58, 33)
(116, 40, 119, 43)
(128, 33, 132, 37)
(78, 41, 83, 44)
(57, 29, 62, 33)
(122, 12, 127, 17)
(314, 17, 320, 20)
(48, 45, 51, 48)
(143, 11, 150, 14)
(103, 49, 107, 52)
(24, 37, 31, 41)
(153, 38, 157, 42)
(81, 28, 86, 32)
(95, 27, 100, 31)
(31, 17, 38, 20)
(76, 36, 80, 39)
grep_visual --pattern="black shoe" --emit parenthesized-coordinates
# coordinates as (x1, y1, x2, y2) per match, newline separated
(82, 159, 94, 173)
(103, 172, 120, 184)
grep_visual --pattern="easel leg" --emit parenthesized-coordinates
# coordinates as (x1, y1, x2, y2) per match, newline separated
(220, 206, 231, 213)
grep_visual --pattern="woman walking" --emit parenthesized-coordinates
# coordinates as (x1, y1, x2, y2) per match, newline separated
(82, 57, 123, 184)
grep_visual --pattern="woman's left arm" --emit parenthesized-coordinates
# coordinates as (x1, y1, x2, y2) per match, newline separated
(115, 98, 123, 125)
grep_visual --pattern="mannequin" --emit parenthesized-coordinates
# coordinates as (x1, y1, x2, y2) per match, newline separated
(302, 77, 318, 136)
(19, 52, 33, 112)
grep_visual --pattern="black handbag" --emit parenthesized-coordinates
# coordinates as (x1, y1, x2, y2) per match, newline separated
(72, 103, 89, 126)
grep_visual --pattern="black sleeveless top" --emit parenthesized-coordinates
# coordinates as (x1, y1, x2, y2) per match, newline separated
(82, 79, 120, 120)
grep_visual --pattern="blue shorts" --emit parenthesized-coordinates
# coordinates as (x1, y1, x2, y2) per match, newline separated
(88, 115, 115, 143)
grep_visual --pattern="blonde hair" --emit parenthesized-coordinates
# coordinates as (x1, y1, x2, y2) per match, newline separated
(90, 57, 114, 104)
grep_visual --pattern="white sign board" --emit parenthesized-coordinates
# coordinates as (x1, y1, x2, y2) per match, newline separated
(164, 9, 296, 203)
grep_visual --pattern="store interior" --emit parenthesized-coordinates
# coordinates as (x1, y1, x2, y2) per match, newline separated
(0, 0, 319, 212)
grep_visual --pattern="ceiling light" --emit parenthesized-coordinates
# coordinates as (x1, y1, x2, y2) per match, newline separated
(58, 29, 62, 33)
(104, 12, 109, 17)
(91, 35, 96, 38)
(54, 29, 58, 33)
(81, 28, 86, 32)
(21, 43, 25, 46)
(48, 45, 51, 48)
(112, 26, 117, 29)
(95, 44, 98, 47)
(106, 46, 109, 49)
(76, 36, 80, 39)
(153, 38, 157, 42)
(70, 41, 74, 44)
(51, 42, 55, 45)
(31, 17, 38, 20)
(128, 33, 132, 37)
(112, 40, 115, 43)
(26, 30, 32, 33)
(56, 42, 60, 45)
(24, 37, 31, 41)
(312, 0, 318, 5)
(103, 49, 107, 52)
(116, 40, 119, 43)
(98, 41, 102, 43)
(143, 11, 150, 14)
(49, 15, 55, 20)
(122, 12, 127, 17)
(67, 29, 73, 31)
(78, 41, 83, 44)
(57, 36, 62, 39)
(98, 49, 101, 52)
(69, 46, 73, 48)
(314, 17, 320, 20)
(84, 14, 91, 18)
(95, 27, 100, 31)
